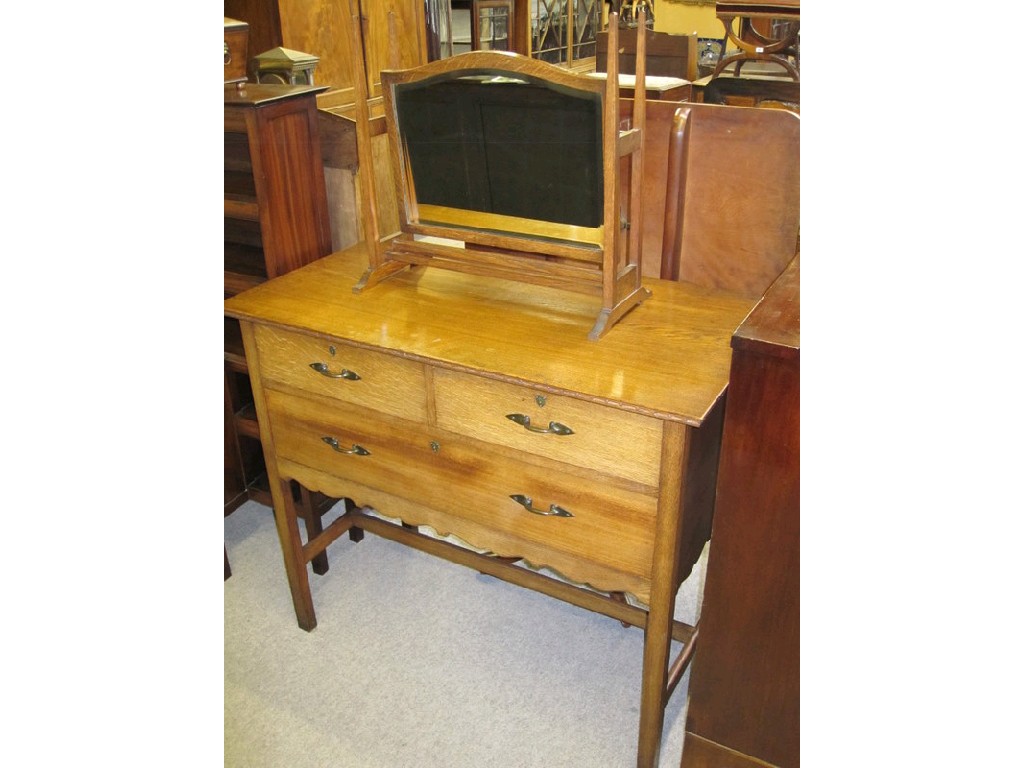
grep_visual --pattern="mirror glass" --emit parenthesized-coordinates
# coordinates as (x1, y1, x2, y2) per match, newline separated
(393, 71, 604, 242)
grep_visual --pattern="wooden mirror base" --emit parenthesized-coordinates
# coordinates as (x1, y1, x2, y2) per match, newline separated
(354, 234, 652, 340)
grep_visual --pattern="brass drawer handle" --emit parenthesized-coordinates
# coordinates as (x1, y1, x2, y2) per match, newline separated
(509, 494, 574, 518)
(321, 436, 371, 456)
(505, 413, 574, 435)
(310, 362, 361, 380)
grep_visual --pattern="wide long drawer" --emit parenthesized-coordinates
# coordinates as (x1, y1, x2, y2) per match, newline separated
(265, 388, 658, 583)
(431, 368, 663, 487)
(254, 325, 428, 423)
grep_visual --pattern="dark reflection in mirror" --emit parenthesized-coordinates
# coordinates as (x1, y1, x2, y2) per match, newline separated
(394, 73, 603, 229)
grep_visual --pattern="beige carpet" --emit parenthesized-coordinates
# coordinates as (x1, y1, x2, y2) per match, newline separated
(225, 500, 708, 767)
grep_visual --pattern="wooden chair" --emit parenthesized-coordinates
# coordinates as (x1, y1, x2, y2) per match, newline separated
(713, 1, 800, 81)
(659, 103, 799, 298)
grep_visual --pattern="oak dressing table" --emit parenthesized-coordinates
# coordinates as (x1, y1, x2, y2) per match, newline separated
(224, 242, 758, 767)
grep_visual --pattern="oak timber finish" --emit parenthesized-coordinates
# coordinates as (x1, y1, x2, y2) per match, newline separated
(359, 0, 428, 98)
(622, 98, 688, 279)
(227, 244, 750, 426)
(224, 242, 758, 768)
(682, 254, 800, 768)
(362, 14, 649, 340)
(317, 102, 401, 253)
(266, 385, 660, 597)
(253, 325, 428, 422)
(431, 369, 664, 487)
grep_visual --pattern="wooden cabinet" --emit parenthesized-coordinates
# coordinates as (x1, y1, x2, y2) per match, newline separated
(223, 0, 427, 100)
(596, 28, 699, 81)
(225, 243, 763, 767)
(224, 82, 334, 547)
(681, 254, 800, 768)
(223, 83, 331, 292)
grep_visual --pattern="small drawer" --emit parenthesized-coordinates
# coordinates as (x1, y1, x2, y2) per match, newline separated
(432, 368, 663, 487)
(254, 325, 428, 423)
(265, 388, 658, 589)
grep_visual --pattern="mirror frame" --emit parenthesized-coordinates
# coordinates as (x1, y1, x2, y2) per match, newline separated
(354, 13, 652, 340)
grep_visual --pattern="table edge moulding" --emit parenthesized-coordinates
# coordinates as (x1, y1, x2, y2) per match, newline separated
(224, 240, 763, 768)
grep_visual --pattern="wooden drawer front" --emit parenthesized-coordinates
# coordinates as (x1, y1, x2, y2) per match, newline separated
(254, 325, 428, 423)
(432, 369, 663, 487)
(266, 389, 657, 583)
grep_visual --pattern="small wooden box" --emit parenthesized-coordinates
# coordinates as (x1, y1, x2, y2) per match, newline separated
(224, 17, 249, 84)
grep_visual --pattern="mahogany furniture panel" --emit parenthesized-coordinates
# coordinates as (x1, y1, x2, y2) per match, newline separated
(619, 100, 798, 283)
(224, 243, 761, 768)
(223, 82, 335, 571)
(659, 102, 799, 297)
(596, 28, 699, 81)
(681, 254, 800, 768)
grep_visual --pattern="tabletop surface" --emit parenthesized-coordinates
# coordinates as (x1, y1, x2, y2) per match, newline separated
(225, 243, 758, 425)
